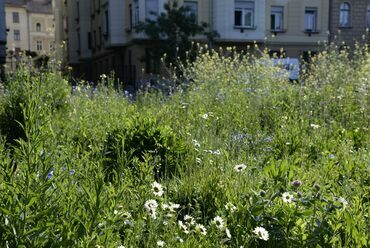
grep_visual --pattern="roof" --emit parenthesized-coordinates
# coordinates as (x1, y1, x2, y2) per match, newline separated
(5, 0, 52, 14)
(5, 0, 26, 6)
(26, 0, 52, 14)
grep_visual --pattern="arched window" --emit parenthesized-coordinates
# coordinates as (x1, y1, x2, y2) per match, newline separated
(367, 4, 370, 28)
(36, 23, 41, 32)
(339, 2, 351, 27)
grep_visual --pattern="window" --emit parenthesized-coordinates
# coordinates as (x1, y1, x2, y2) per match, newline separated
(184, 1, 198, 22)
(104, 10, 109, 37)
(146, 48, 160, 74)
(234, 1, 254, 28)
(13, 12, 19, 23)
(146, 0, 158, 21)
(76, 1, 80, 21)
(304, 7, 317, 32)
(88, 31, 92, 49)
(367, 4, 370, 28)
(134, 1, 139, 25)
(271, 6, 284, 31)
(36, 23, 41, 32)
(36, 40, 42, 51)
(77, 32, 81, 53)
(339, 2, 351, 27)
(94, 30, 97, 49)
(98, 27, 102, 48)
(14, 30, 20, 41)
(129, 4, 133, 29)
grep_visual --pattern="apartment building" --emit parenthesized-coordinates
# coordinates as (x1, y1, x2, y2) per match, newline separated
(213, 0, 266, 47)
(329, 0, 370, 46)
(5, 0, 55, 70)
(0, 0, 6, 77)
(62, 0, 268, 86)
(265, 0, 329, 58)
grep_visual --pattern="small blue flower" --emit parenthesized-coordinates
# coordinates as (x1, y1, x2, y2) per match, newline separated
(69, 169, 75, 175)
(329, 154, 335, 159)
(47, 169, 54, 180)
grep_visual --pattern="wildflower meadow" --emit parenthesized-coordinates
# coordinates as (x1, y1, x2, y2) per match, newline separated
(0, 46, 369, 247)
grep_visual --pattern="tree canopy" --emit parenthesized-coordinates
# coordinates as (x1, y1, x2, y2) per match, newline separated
(135, 1, 217, 70)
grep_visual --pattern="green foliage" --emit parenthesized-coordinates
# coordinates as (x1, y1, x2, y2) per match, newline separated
(135, 1, 218, 68)
(103, 115, 189, 181)
(0, 47, 370, 247)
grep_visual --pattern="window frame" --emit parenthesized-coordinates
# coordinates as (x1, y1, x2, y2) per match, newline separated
(13, 12, 19, 23)
(145, 0, 158, 21)
(14, 29, 20, 41)
(36, 23, 41, 32)
(36, 40, 43, 51)
(339, 2, 351, 27)
(367, 4, 370, 28)
(270, 6, 284, 31)
(304, 7, 318, 32)
(184, 1, 198, 23)
(104, 10, 109, 38)
(234, 1, 255, 29)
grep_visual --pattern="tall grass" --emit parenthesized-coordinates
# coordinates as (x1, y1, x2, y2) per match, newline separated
(0, 47, 369, 247)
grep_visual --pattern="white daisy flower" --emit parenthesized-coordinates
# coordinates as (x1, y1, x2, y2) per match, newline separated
(184, 215, 196, 226)
(202, 113, 209, 120)
(178, 220, 189, 234)
(145, 199, 158, 211)
(282, 192, 294, 203)
(151, 182, 164, 197)
(144, 199, 158, 219)
(212, 216, 225, 230)
(253, 226, 269, 241)
(225, 202, 237, 212)
(157, 240, 165, 247)
(117, 245, 125, 248)
(234, 164, 246, 172)
(192, 139, 201, 148)
(195, 224, 207, 236)
(169, 202, 180, 211)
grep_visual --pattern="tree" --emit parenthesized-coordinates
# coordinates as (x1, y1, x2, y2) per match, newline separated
(135, 1, 218, 72)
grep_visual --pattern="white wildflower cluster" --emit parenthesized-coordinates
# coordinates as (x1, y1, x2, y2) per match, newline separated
(253, 226, 269, 241)
(162, 202, 181, 218)
(144, 199, 159, 219)
(204, 149, 221, 155)
(157, 240, 165, 247)
(178, 214, 208, 236)
(225, 202, 237, 213)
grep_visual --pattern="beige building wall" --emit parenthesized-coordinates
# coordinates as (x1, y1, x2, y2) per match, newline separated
(265, 0, 329, 58)
(5, 5, 29, 52)
(29, 13, 55, 55)
(6, 1, 55, 70)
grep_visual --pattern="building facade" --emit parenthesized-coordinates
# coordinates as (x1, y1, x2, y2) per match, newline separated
(59, 0, 369, 87)
(266, 0, 329, 58)
(329, 0, 370, 46)
(5, 0, 55, 70)
(0, 0, 6, 76)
